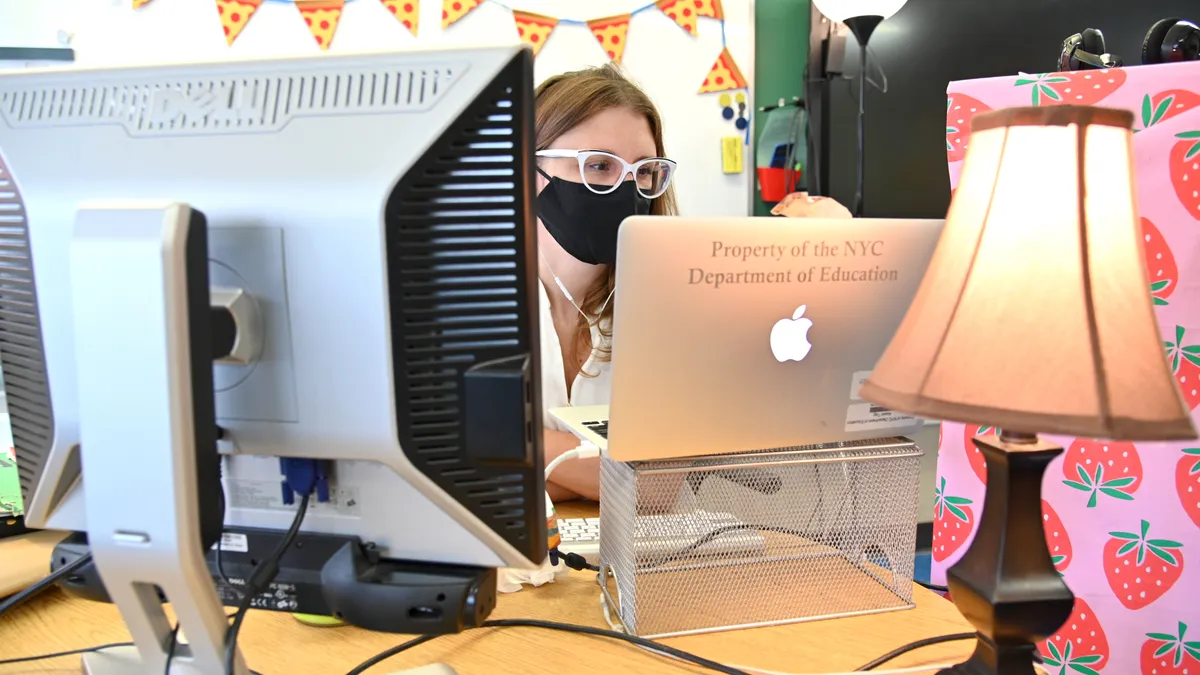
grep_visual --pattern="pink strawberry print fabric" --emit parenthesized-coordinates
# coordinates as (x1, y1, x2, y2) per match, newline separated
(939, 61, 1200, 675)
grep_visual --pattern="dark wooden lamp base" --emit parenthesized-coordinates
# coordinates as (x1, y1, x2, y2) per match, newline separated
(938, 433, 1075, 675)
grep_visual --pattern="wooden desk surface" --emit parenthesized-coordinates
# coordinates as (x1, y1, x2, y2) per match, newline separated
(0, 502, 974, 675)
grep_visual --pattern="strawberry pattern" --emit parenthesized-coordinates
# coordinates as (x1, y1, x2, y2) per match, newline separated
(1138, 90, 1200, 132)
(941, 62, 1200, 674)
(1142, 218, 1177, 307)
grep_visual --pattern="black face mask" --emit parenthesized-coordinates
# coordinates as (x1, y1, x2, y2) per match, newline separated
(536, 168, 652, 266)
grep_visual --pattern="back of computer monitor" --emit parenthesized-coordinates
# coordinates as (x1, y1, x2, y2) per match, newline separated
(0, 45, 546, 570)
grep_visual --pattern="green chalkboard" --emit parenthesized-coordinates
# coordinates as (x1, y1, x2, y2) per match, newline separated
(753, 0, 809, 215)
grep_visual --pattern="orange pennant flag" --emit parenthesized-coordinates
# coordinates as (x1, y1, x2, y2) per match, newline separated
(216, 0, 263, 46)
(381, 0, 419, 36)
(656, 0, 697, 36)
(587, 14, 632, 64)
(133, 0, 153, 7)
(698, 0, 725, 20)
(442, 0, 482, 29)
(697, 47, 748, 94)
(296, 0, 344, 50)
(512, 11, 557, 57)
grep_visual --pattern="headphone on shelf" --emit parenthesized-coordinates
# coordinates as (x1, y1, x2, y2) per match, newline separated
(1058, 28, 1125, 71)
(1142, 18, 1200, 64)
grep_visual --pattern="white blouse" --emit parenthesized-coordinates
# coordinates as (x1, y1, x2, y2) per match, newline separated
(537, 279, 612, 431)
(537, 282, 698, 509)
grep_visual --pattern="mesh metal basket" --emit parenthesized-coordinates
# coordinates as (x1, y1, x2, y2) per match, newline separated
(598, 437, 923, 637)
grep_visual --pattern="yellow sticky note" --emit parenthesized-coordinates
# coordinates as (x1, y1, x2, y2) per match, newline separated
(721, 136, 743, 174)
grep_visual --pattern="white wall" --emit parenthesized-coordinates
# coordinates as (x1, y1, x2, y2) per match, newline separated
(0, 0, 76, 48)
(0, 0, 754, 216)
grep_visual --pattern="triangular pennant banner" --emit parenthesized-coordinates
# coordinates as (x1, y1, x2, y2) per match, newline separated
(697, 47, 747, 93)
(656, 0, 698, 36)
(296, 0, 344, 50)
(512, 11, 557, 57)
(133, 0, 153, 8)
(698, 0, 725, 20)
(381, 0, 419, 36)
(442, 0, 482, 29)
(587, 14, 631, 64)
(216, 0, 263, 46)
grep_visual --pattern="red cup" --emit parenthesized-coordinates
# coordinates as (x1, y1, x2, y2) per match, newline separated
(757, 167, 802, 203)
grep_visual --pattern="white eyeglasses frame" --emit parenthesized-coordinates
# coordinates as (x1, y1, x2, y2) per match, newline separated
(535, 149, 677, 199)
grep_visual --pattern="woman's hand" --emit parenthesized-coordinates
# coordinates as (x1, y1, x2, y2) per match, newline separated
(771, 192, 853, 219)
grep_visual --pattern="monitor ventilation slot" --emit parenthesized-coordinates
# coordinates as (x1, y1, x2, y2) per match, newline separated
(0, 154, 56, 513)
(384, 54, 540, 557)
(0, 66, 462, 136)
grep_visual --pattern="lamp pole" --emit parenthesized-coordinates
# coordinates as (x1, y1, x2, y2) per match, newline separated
(841, 15, 882, 217)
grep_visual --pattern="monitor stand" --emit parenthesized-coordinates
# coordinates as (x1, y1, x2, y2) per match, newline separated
(72, 203, 243, 675)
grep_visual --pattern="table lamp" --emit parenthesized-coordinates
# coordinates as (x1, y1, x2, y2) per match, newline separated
(809, 0, 907, 215)
(858, 105, 1197, 675)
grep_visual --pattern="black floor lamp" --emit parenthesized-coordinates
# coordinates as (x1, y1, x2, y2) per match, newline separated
(809, 0, 908, 216)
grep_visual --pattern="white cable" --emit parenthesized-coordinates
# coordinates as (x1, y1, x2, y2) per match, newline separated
(545, 442, 601, 480)
(865, 44, 889, 93)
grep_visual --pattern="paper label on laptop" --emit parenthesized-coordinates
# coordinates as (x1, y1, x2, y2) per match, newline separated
(211, 532, 249, 553)
(849, 371, 873, 400)
(845, 401, 918, 431)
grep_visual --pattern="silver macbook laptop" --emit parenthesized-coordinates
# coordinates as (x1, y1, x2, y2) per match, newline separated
(552, 216, 943, 461)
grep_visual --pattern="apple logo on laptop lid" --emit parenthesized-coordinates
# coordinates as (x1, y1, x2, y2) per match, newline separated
(770, 305, 814, 363)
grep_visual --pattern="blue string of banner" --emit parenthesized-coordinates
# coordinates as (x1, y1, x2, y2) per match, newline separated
(486, 0, 659, 25)
(257, 0, 748, 143)
(259, 0, 728, 47)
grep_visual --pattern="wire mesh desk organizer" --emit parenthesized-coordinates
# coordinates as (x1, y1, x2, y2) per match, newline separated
(598, 438, 923, 638)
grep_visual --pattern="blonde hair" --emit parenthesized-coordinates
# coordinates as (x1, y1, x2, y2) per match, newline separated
(534, 64, 678, 369)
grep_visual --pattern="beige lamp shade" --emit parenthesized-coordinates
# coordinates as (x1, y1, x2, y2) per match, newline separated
(859, 106, 1196, 441)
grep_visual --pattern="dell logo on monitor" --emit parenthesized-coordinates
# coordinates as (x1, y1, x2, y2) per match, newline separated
(147, 83, 259, 125)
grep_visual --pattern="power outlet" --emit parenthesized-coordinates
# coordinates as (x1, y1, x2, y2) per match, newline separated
(208, 227, 298, 423)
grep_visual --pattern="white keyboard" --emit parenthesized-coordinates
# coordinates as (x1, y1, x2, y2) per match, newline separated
(558, 517, 602, 567)
(556, 513, 769, 568)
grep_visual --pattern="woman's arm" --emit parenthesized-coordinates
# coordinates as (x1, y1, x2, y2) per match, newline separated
(544, 428, 600, 501)
(542, 427, 685, 509)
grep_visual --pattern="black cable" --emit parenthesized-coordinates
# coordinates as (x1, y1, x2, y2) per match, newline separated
(164, 622, 183, 675)
(164, 611, 240, 675)
(650, 467, 866, 572)
(0, 551, 93, 618)
(915, 580, 949, 593)
(556, 550, 600, 572)
(343, 635, 441, 675)
(343, 619, 754, 675)
(0, 642, 135, 666)
(483, 620, 751, 675)
(641, 473, 848, 570)
(1, 611, 970, 675)
(223, 492, 310, 675)
(855, 632, 976, 670)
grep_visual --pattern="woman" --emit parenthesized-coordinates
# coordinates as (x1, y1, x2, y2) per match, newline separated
(533, 65, 678, 502)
